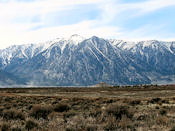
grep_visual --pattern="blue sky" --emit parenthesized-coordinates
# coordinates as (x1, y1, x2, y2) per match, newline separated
(0, 0, 175, 48)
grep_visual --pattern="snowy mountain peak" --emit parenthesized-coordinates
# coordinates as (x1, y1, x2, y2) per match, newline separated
(70, 34, 83, 38)
(0, 36, 175, 86)
(68, 34, 85, 45)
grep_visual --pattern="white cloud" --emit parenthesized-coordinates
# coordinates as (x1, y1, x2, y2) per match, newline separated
(0, 0, 104, 48)
(0, 20, 121, 49)
(28, 20, 121, 38)
(127, 0, 175, 16)
(0, 0, 175, 49)
(143, 0, 175, 12)
(0, 0, 102, 24)
(118, 24, 164, 41)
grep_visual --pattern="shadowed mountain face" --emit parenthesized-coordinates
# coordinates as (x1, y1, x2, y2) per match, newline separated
(0, 70, 26, 86)
(0, 35, 175, 86)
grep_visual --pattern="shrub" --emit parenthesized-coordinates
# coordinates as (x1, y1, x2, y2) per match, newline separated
(48, 112, 58, 120)
(1, 123, 10, 131)
(159, 109, 167, 115)
(11, 127, 22, 131)
(30, 105, 53, 119)
(103, 99, 114, 104)
(3, 109, 25, 120)
(155, 106, 160, 109)
(25, 119, 38, 130)
(106, 104, 133, 120)
(103, 116, 118, 131)
(86, 125, 97, 131)
(161, 99, 169, 104)
(137, 114, 148, 121)
(149, 98, 161, 104)
(54, 103, 70, 112)
(0, 108, 3, 117)
(63, 111, 77, 119)
(118, 115, 133, 129)
(170, 126, 175, 131)
(66, 127, 76, 131)
(89, 109, 102, 117)
(156, 116, 168, 125)
(129, 100, 141, 106)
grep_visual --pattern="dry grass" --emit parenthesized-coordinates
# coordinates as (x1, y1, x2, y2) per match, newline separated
(0, 85, 175, 130)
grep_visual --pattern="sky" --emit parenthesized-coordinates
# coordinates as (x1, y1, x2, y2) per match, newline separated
(0, 0, 175, 49)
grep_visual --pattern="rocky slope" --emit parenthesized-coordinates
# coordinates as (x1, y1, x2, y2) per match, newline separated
(0, 35, 174, 86)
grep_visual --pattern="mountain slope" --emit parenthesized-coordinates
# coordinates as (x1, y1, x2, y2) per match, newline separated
(0, 35, 175, 86)
(0, 70, 26, 86)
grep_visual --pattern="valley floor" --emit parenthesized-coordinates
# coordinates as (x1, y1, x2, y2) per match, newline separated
(0, 85, 175, 131)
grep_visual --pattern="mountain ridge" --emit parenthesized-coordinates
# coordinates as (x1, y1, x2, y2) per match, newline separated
(0, 35, 175, 86)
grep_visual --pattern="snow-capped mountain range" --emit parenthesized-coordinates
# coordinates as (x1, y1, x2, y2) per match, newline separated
(0, 34, 175, 86)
